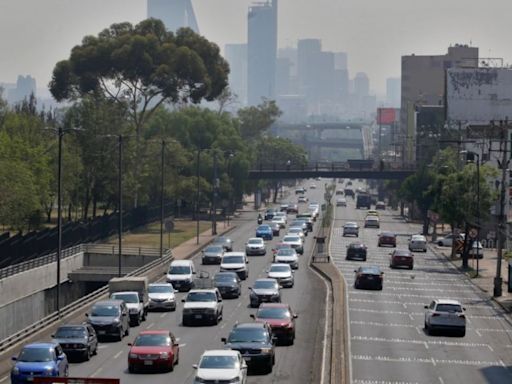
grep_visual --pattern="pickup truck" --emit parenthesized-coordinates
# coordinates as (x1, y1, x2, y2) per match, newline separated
(109, 277, 149, 326)
(181, 288, 223, 326)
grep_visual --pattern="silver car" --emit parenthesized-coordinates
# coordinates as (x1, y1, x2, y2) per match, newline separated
(409, 235, 427, 252)
(343, 222, 359, 237)
(202, 245, 224, 265)
(245, 237, 266, 256)
(148, 283, 176, 311)
(424, 299, 466, 336)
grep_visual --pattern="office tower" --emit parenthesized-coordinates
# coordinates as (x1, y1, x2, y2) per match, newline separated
(354, 72, 369, 98)
(297, 39, 321, 98)
(247, 0, 278, 106)
(334, 52, 348, 70)
(7, 75, 36, 104)
(147, 0, 199, 33)
(386, 77, 401, 107)
(224, 44, 248, 105)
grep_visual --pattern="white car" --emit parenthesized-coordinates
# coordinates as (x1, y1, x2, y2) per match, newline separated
(193, 350, 247, 384)
(287, 226, 305, 240)
(271, 216, 286, 229)
(424, 299, 466, 336)
(220, 252, 249, 280)
(148, 283, 176, 311)
(310, 184, 317, 189)
(282, 234, 304, 254)
(267, 263, 294, 288)
(273, 211, 287, 222)
(437, 233, 465, 247)
(245, 237, 266, 256)
(274, 248, 299, 269)
(110, 291, 146, 325)
(336, 197, 347, 207)
(308, 203, 320, 218)
(409, 234, 427, 252)
(181, 289, 223, 326)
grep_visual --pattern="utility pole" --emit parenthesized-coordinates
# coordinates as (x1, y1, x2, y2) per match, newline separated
(212, 151, 218, 235)
(56, 127, 63, 317)
(196, 149, 201, 245)
(118, 135, 123, 277)
(159, 140, 165, 258)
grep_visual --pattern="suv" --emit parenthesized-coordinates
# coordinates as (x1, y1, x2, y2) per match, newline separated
(182, 289, 223, 326)
(424, 299, 466, 336)
(346, 242, 367, 261)
(110, 291, 146, 326)
(282, 234, 304, 255)
(364, 216, 380, 228)
(222, 323, 276, 373)
(249, 278, 281, 307)
(389, 249, 414, 269)
(86, 299, 129, 341)
(51, 324, 98, 361)
(343, 222, 359, 237)
(220, 252, 249, 280)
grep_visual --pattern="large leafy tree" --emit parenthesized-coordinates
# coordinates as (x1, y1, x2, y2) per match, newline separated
(237, 99, 281, 141)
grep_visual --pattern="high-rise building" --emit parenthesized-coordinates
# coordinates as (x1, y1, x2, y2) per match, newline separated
(334, 52, 348, 70)
(297, 39, 321, 99)
(247, 0, 278, 106)
(224, 44, 248, 105)
(386, 77, 401, 107)
(147, 0, 199, 33)
(354, 72, 369, 97)
(6, 75, 36, 104)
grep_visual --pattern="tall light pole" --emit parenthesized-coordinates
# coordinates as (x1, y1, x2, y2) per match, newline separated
(117, 135, 123, 277)
(462, 150, 481, 276)
(212, 151, 218, 235)
(159, 140, 165, 258)
(56, 127, 63, 317)
(196, 149, 201, 245)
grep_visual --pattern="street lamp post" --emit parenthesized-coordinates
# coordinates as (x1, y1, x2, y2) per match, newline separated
(117, 135, 123, 277)
(462, 150, 481, 276)
(196, 149, 201, 245)
(159, 140, 165, 258)
(212, 151, 218, 236)
(56, 127, 63, 317)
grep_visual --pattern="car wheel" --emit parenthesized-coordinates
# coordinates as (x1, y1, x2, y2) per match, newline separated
(117, 329, 124, 341)
(85, 347, 92, 361)
(458, 328, 466, 337)
(128, 365, 136, 373)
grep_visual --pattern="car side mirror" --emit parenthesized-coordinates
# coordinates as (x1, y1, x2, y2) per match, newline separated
(192, 271, 196, 274)
(181, 299, 186, 303)
(51, 334, 55, 338)
(424, 305, 428, 309)
(218, 299, 223, 303)
(248, 287, 252, 290)
(463, 307, 466, 311)
(246, 260, 249, 264)
(221, 337, 227, 343)
(354, 270, 357, 273)
(250, 314, 255, 320)
(293, 314, 298, 319)
(193, 364, 198, 369)
(11, 356, 17, 361)
(127, 343, 132, 346)
(85, 313, 89, 317)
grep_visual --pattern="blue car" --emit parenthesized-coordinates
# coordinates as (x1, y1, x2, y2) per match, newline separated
(11, 342, 69, 384)
(256, 224, 273, 240)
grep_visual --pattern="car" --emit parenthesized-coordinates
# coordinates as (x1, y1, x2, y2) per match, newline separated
(354, 266, 384, 290)
(280, 203, 289, 212)
(308, 203, 320, 219)
(409, 234, 427, 252)
(251, 303, 298, 345)
(273, 211, 288, 222)
(11, 342, 69, 384)
(287, 226, 305, 240)
(366, 209, 379, 217)
(127, 330, 179, 373)
(290, 219, 308, 235)
(390, 249, 414, 269)
(245, 237, 266, 256)
(336, 197, 347, 207)
(213, 236, 234, 252)
(272, 242, 292, 255)
(249, 278, 281, 307)
(214, 272, 242, 299)
(269, 222, 280, 236)
(468, 240, 484, 259)
(335, 190, 344, 195)
(148, 283, 176, 311)
(255, 224, 273, 240)
(378, 231, 397, 247)
(310, 184, 317, 189)
(376, 201, 386, 210)
(271, 216, 286, 229)
(282, 234, 304, 255)
(343, 222, 359, 237)
(221, 323, 276, 373)
(424, 299, 466, 336)
(295, 187, 306, 195)
(364, 216, 380, 228)
(110, 291, 146, 326)
(344, 188, 355, 197)
(436, 233, 465, 247)
(298, 196, 308, 204)
(220, 252, 249, 280)
(267, 263, 294, 288)
(274, 248, 299, 269)
(264, 208, 276, 220)
(86, 299, 130, 340)
(296, 212, 314, 229)
(51, 324, 98, 361)
(181, 289, 223, 326)
(201, 245, 224, 265)
(166, 259, 196, 291)
(193, 350, 248, 384)
(346, 242, 367, 261)
(347, 181, 353, 186)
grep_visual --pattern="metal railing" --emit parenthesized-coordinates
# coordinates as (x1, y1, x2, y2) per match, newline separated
(0, 249, 173, 354)
(0, 245, 83, 280)
(252, 161, 418, 172)
(83, 244, 164, 257)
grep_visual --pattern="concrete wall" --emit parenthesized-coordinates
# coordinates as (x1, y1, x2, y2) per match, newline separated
(83, 252, 158, 268)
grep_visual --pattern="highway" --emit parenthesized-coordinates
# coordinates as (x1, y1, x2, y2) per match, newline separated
(28, 184, 328, 383)
(332, 180, 512, 384)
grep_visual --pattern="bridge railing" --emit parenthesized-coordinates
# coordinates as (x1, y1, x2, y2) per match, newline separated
(252, 161, 418, 172)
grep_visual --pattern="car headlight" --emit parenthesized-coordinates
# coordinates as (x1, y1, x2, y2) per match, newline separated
(260, 348, 273, 353)
(129, 353, 138, 359)
(12, 366, 19, 375)
(160, 352, 169, 359)
(45, 366, 55, 374)
(167, 295, 175, 302)
(205, 308, 216, 314)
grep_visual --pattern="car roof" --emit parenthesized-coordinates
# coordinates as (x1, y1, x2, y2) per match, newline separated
(258, 303, 289, 309)
(57, 324, 87, 329)
(349, 242, 366, 247)
(270, 263, 291, 268)
(215, 271, 238, 277)
(255, 278, 278, 283)
(202, 349, 240, 357)
(248, 237, 264, 241)
(224, 252, 245, 257)
(171, 260, 193, 266)
(358, 266, 382, 274)
(233, 322, 267, 329)
(434, 299, 462, 305)
(189, 289, 218, 294)
(94, 299, 124, 306)
(365, 216, 379, 220)
(380, 231, 395, 236)
(345, 222, 358, 226)
(411, 234, 426, 239)
(149, 282, 173, 287)
(24, 342, 58, 349)
(138, 330, 170, 335)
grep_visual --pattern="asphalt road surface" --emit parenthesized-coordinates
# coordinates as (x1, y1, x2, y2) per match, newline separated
(332, 180, 512, 384)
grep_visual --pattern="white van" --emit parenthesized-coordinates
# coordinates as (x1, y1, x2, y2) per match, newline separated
(166, 260, 196, 292)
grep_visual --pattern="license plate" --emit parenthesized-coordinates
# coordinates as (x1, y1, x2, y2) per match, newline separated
(367, 276, 374, 280)
(144, 360, 153, 365)
(195, 314, 202, 319)
(27, 378, 33, 382)
(98, 330, 106, 335)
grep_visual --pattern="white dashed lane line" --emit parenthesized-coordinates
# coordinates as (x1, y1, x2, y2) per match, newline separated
(351, 335, 493, 351)
(352, 354, 505, 367)
(0, 376, 8, 383)
(353, 380, 421, 384)
(113, 350, 123, 359)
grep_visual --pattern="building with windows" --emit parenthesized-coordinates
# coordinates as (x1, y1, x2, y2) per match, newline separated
(147, 0, 199, 33)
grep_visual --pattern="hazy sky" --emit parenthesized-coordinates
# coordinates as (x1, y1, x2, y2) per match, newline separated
(1, 0, 511, 95)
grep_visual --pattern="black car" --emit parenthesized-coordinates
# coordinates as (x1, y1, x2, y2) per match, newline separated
(214, 272, 242, 299)
(264, 208, 276, 220)
(346, 242, 367, 261)
(354, 266, 383, 290)
(52, 324, 98, 361)
(213, 236, 233, 252)
(222, 323, 276, 373)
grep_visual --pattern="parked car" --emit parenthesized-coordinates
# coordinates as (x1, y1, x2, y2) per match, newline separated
(409, 235, 427, 252)
(282, 234, 304, 255)
(271, 222, 281, 236)
(436, 233, 465, 247)
(182, 289, 223, 326)
(202, 245, 224, 265)
(255, 225, 273, 240)
(390, 249, 414, 269)
(245, 237, 267, 256)
(424, 299, 466, 336)
(336, 197, 347, 207)
(51, 324, 98, 361)
(221, 323, 276, 373)
(364, 215, 380, 228)
(375, 201, 386, 210)
(212, 236, 234, 252)
(267, 263, 294, 288)
(354, 266, 384, 290)
(249, 278, 281, 308)
(220, 252, 249, 280)
(214, 272, 242, 299)
(343, 222, 359, 237)
(264, 208, 276, 220)
(11, 343, 69, 384)
(251, 303, 298, 345)
(378, 232, 397, 247)
(148, 283, 176, 311)
(274, 248, 299, 269)
(127, 330, 179, 373)
(166, 260, 196, 292)
(193, 350, 247, 384)
(346, 242, 367, 261)
(86, 299, 130, 340)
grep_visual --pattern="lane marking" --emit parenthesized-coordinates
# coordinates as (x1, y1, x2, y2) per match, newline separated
(91, 366, 103, 377)
(146, 322, 155, 329)
(179, 343, 187, 348)
(354, 381, 420, 384)
(475, 329, 482, 337)
(439, 377, 445, 384)
(431, 357, 436, 366)
(113, 350, 123, 359)
(351, 335, 491, 350)
(0, 376, 8, 383)
(352, 354, 504, 367)
(160, 313, 166, 318)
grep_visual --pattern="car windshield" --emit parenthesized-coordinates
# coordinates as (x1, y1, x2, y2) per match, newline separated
(18, 348, 54, 362)
(248, 239, 263, 244)
(54, 327, 87, 339)
(381, 232, 395, 237)
(289, 227, 302, 233)
(134, 334, 170, 347)
(254, 280, 277, 289)
(223, 256, 244, 264)
(186, 292, 216, 302)
(436, 304, 462, 313)
(349, 243, 364, 249)
(111, 293, 138, 303)
(345, 223, 357, 228)
(91, 305, 119, 317)
(199, 355, 238, 369)
(360, 267, 381, 275)
(214, 274, 237, 283)
(411, 236, 424, 241)
(257, 307, 290, 319)
(149, 285, 173, 294)
(205, 246, 223, 253)
(270, 265, 290, 273)
(277, 249, 295, 256)
(168, 266, 191, 275)
(214, 237, 229, 244)
(283, 236, 300, 242)
(228, 328, 268, 343)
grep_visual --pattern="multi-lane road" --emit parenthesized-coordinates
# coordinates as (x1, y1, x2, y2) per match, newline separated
(332, 180, 512, 384)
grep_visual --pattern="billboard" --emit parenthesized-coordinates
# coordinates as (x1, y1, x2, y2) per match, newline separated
(447, 68, 512, 124)
(376, 108, 399, 125)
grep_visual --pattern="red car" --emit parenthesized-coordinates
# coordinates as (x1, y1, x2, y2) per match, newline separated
(128, 330, 180, 373)
(251, 303, 298, 345)
(272, 242, 292, 255)
(390, 249, 414, 269)
(378, 232, 397, 247)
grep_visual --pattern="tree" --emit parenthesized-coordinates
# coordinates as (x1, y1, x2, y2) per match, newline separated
(237, 99, 281, 141)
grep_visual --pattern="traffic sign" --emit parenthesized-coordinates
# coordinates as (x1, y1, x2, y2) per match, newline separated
(468, 228, 478, 239)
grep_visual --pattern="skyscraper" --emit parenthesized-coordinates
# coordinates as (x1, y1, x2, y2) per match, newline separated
(224, 44, 248, 105)
(147, 0, 199, 33)
(247, 0, 278, 106)
(386, 77, 401, 107)
(354, 72, 369, 97)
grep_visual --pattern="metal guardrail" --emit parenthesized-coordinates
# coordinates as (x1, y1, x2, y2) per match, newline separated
(0, 249, 173, 354)
(0, 245, 83, 280)
(83, 244, 164, 257)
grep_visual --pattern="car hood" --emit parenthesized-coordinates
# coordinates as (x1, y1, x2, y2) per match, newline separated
(283, 241, 301, 246)
(275, 255, 297, 262)
(52, 337, 87, 345)
(15, 361, 56, 371)
(268, 272, 292, 279)
(246, 244, 264, 249)
(256, 318, 291, 328)
(88, 316, 118, 324)
(125, 303, 140, 310)
(215, 281, 238, 288)
(149, 293, 174, 300)
(183, 302, 217, 309)
(130, 345, 171, 355)
(166, 274, 192, 281)
(225, 341, 272, 350)
(252, 288, 279, 296)
(196, 367, 240, 381)
(221, 263, 245, 269)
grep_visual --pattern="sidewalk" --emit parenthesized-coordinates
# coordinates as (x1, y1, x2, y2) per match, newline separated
(433, 244, 512, 311)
